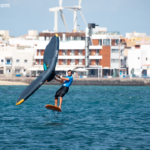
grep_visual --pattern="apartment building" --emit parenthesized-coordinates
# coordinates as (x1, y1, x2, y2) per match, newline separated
(86, 24, 125, 77)
(34, 32, 86, 76)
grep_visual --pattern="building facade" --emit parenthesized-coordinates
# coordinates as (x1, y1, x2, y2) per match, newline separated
(0, 27, 126, 77)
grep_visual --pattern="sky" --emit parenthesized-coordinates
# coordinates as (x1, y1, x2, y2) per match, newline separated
(0, 0, 150, 37)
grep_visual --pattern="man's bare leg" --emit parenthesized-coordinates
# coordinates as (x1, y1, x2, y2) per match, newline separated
(59, 97, 63, 109)
(55, 98, 58, 107)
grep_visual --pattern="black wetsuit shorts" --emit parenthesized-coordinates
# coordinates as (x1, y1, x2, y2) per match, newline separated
(55, 86, 69, 98)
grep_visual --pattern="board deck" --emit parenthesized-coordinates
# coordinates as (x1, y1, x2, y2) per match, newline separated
(45, 104, 62, 112)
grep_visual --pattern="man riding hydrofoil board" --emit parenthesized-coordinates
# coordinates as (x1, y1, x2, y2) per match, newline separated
(54, 70, 73, 110)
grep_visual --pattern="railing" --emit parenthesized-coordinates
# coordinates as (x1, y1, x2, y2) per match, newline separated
(58, 63, 84, 65)
(111, 43, 125, 46)
(59, 54, 84, 56)
(93, 31, 120, 35)
(5, 63, 12, 65)
(90, 64, 100, 66)
(90, 54, 100, 56)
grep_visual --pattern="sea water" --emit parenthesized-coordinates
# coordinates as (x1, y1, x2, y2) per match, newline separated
(0, 85, 150, 150)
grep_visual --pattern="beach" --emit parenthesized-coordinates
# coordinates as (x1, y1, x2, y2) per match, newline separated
(0, 80, 28, 85)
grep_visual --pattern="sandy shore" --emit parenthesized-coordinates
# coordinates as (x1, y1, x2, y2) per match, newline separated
(0, 81, 29, 85)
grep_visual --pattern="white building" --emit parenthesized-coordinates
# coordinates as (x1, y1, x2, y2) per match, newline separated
(0, 41, 35, 76)
(128, 45, 150, 77)
(126, 32, 147, 38)
(0, 30, 9, 40)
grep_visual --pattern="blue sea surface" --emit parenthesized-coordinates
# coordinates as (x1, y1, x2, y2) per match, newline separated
(0, 85, 150, 150)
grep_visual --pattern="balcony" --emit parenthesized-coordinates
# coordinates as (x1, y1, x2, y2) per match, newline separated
(5, 62, 12, 65)
(58, 63, 84, 66)
(89, 55, 102, 59)
(58, 55, 85, 59)
(89, 45, 102, 49)
(34, 55, 43, 59)
(111, 45, 124, 49)
(89, 64, 101, 67)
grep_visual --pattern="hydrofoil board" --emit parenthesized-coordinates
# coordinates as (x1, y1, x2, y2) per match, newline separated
(45, 104, 61, 112)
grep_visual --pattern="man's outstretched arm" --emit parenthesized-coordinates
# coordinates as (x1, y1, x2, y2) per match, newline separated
(54, 77, 64, 83)
(56, 75, 69, 81)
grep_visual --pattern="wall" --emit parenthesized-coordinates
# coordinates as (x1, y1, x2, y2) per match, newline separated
(128, 49, 141, 76)
(2, 78, 150, 86)
(100, 46, 111, 68)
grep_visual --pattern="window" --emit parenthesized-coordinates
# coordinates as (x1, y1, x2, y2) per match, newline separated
(112, 49, 119, 53)
(24, 60, 27, 63)
(77, 37, 81, 40)
(81, 37, 85, 40)
(89, 50, 92, 55)
(99, 39, 102, 45)
(70, 50, 75, 56)
(96, 60, 99, 65)
(0, 70, 3, 74)
(6, 69, 11, 73)
(115, 39, 119, 45)
(73, 37, 77, 40)
(103, 39, 110, 46)
(46, 37, 49, 41)
(39, 50, 41, 56)
(60, 37, 63, 41)
(63, 59, 67, 65)
(111, 59, 119, 63)
(5, 59, 11, 65)
(66, 37, 71, 41)
(79, 59, 83, 65)
(62, 50, 67, 55)
(1, 59, 3, 62)
(96, 50, 99, 55)
(15, 69, 20, 73)
(71, 59, 75, 65)
(78, 50, 82, 56)
(39, 59, 41, 65)
(135, 45, 140, 48)
(16, 59, 20, 63)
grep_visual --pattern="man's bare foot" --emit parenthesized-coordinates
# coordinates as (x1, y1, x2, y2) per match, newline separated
(59, 106, 61, 109)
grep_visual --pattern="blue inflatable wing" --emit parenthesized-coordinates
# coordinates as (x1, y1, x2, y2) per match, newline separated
(16, 35, 59, 105)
